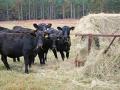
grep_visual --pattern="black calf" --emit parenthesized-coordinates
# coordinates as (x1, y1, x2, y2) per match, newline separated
(57, 26, 75, 60)
(33, 23, 59, 63)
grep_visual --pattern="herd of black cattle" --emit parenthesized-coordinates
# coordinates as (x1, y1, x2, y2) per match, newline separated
(0, 23, 75, 73)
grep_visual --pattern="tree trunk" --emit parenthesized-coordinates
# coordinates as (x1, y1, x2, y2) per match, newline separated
(42, 4, 45, 19)
(82, 1, 85, 16)
(28, 0, 31, 20)
(62, 5, 65, 19)
(18, 4, 20, 20)
(53, 5, 56, 19)
(73, 4, 75, 19)
(70, 3, 73, 19)
(50, 4, 52, 19)
(6, 3, 9, 20)
(34, 0, 37, 19)
(20, 3, 23, 20)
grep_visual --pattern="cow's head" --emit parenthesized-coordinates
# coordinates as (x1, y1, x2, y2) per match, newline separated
(33, 23, 47, 31)
(57, 26, 75, 43)
(47, 23, 52, 28)
(43, 27, 58, 50)
(33, 23, 52, 31)
(34, 23, 58, 50)
(33, 23, 49, 50)
(48, 34, 58, 49)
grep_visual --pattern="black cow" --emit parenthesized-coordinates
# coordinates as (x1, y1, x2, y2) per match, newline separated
(33, 23, 58, 63)
(0, 26, 35, 62)
(13, 26, 33, 33)
(56, 26, 75, 60)
(13, 26, 36, 62)
(0, 27, 45, 73)
(0, 26, 14, 33)
(44, 26, 63, 60)
(0, 27, 21, 62)
(13, 25, 54, 64)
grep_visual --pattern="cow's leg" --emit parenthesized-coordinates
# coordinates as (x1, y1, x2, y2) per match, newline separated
(42, 54, 45, 64)
(31, 56, 35, 64)
(45, 53, 47, 61)
(23, 55, 29, 74)
(30, 52, 37, 64)
(13, 58, 16, 62)
(28, 56, 32, 68)
(52, 49, 58, 59)
(66, 51, 69, 59)
(38, 52, 45, 64)
(28, 60, 32, 68)
(1, 55, 10, 70)
(44, 50, 48, 62)
(17, 57, 20, 62)
(29, 55, 35, 68)
(60, 51, 65, 61)
(37, 49, 44, 64)
(38, 53, 42, 64)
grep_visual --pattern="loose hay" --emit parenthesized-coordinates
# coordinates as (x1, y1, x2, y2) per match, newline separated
(73, 13, 120, 90)
(0, 16, 120, 90)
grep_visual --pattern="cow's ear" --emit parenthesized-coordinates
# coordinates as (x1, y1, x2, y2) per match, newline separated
(33, 23, 39, 29)
(47, 23, 52, 28)
(57, 27, 62, 30)
(30, 30, 37, 37)
(70, 27, 75, 30)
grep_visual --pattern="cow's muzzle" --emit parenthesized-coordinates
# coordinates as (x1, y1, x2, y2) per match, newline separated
(35, 44, 43, 51)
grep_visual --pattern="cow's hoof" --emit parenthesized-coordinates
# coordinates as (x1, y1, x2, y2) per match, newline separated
(29, 65, 32, 68)
(7, 67, 10, 70)
(25, 72, 29, 74)
(25, 70, 29, 74)
(40, 62, 45, 65)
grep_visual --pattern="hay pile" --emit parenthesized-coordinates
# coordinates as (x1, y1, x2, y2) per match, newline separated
(73, 13, 120, 89)
(1, 14, 120, 90)
(75, 13, 120, 34)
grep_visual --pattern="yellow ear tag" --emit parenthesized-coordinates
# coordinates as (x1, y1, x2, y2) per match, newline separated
(45, 34, 48, 38)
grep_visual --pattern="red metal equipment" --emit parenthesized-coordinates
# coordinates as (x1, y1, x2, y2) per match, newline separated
(75, 34, 119, 53)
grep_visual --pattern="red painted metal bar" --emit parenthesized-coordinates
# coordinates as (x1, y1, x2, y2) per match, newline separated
(75, 33, 120, 54)
(88, 34, 93, 53)
(75, 34, 120, 37)
(103, 36, 117, 54)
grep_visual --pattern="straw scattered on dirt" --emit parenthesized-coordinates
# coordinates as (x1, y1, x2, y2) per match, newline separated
(0, 16, 120, 90)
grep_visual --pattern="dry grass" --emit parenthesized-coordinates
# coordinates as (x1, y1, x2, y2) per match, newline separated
(0, 19, 78, 29)
(74, 14, 120, 90)
(0, 19, 83, 90)
(0, 18, 120, 90)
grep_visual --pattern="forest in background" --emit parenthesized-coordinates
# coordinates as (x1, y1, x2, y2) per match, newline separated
(0, 0, 120, 21)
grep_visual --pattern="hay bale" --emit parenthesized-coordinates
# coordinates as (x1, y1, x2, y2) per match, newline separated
(74, 13, 120, 34)
(74, 13, 120, 48)
(73, 13, 120, 85)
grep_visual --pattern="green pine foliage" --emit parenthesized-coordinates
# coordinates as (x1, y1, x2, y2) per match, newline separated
(0, 0, 119, 20)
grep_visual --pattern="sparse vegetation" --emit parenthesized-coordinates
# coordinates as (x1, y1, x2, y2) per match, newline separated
(0, 16, 120, 90)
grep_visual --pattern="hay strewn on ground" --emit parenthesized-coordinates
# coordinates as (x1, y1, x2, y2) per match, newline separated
(73, 13, 120, 90)
(0, 16, 120, 90)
